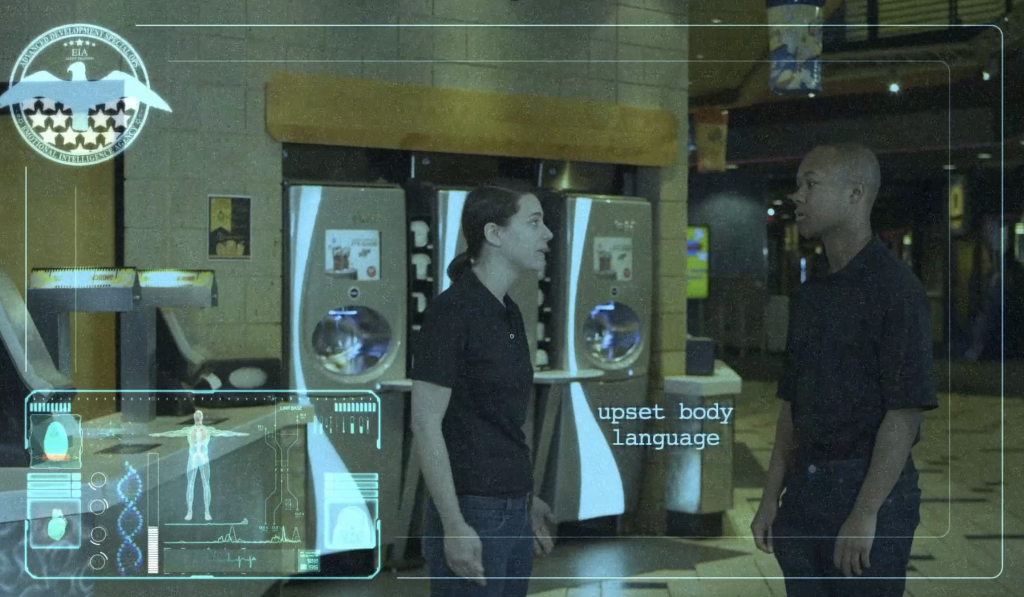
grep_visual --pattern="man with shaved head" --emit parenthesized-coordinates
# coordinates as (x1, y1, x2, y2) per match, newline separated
(750, 143, 937, 596)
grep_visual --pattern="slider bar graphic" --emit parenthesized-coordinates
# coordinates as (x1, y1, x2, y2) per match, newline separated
(26, 472, 82, 498)
(333, 402, 377, 412)
(148, 527, 159, 573)
(30, 402, 71, 412)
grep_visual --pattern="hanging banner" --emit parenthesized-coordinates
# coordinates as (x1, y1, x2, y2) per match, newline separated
(767, 0, 825, 93)
(949, 175, 965, 234)
(693, 109, 729, 173)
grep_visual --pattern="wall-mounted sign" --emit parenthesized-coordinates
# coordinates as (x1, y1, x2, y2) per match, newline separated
(208, 195, 251, 260)
(686, 226, 709, 299)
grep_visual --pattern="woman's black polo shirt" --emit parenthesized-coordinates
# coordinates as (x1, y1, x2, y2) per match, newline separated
(777, 236, 939, 462)
(410, 269, 534, 498)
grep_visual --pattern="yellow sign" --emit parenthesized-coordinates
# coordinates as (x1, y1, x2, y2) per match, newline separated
(949, 177, 965, 232)
(686, 226, 709, 299)
(29, 268, 136, 289)
(139, 270, 215, 288)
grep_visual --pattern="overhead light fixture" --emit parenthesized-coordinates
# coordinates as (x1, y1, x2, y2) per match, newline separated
(711, 18, 723, 24)
(767, 208, 776, 216)
(725, 164, 739, 170)
(983, 71, 991, 81)
(889, 82, 900, 93)
(808, 92, 816, 98)
(773, 199, 784, 206)
(978, 152, 992, 159)
(942, 164, 956, 170)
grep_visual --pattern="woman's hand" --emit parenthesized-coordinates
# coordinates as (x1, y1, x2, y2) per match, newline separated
(443, 520, 486, 586)
(530, 496, 556, 556)
(750, 499, 778, 554)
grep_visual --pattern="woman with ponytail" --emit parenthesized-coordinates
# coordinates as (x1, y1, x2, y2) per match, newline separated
(410, 185, 556, 596)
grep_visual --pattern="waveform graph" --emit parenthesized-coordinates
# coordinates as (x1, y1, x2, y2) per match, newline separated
(162, 548, 311, 574)
(161, 517, 308, 575)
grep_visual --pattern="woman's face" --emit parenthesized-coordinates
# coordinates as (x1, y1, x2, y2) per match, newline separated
(496, 194, 553, 273)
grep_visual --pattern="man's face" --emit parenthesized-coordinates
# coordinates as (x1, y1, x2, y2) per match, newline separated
(791, 147, 851, 240)
(194, 411, 203, 425)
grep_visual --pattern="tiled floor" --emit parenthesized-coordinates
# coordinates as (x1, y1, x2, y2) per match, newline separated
(283, 380, 1022, 597)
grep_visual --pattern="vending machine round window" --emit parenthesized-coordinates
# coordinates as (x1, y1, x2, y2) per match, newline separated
(312, 306, 393, 375)
(582, 301, 643, 365)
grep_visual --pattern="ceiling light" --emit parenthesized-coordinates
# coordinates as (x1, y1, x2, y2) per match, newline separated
(711, 18, 723, 24)
(978, 153, 992, 159)
(889, 82, 900, 93)
(773, 199, 784, 206)
(983, 71, 991, 81)
(808, 92, 816, 98)
(943, 164, 956, 170)
(767, 208, 776, 216)
(725, 164, 739, 170)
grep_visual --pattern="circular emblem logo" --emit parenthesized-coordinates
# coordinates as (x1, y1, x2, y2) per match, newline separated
(1, 24, 170, 166)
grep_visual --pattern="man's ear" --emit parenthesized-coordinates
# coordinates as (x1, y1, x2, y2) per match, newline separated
(848, 182, 865, 204)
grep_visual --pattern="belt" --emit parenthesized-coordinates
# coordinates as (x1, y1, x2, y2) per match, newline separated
(793, 457, 869, 475)
(792, 457, 915, 476)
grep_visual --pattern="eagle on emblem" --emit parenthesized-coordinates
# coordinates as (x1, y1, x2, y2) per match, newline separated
(0, 61, 171, 132)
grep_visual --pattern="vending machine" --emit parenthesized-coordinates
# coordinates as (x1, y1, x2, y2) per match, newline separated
(286, 184, 408, 569)
(537, 193, 653, 524)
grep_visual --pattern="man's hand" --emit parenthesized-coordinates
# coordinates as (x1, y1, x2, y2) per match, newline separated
(530, 496, 556, 556)
(833, 510, 877, 577)
(750, 499, 778, 553)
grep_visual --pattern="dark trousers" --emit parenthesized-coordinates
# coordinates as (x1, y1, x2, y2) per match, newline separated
(424, 494, 533, 597)
(772, 458, 922, 597)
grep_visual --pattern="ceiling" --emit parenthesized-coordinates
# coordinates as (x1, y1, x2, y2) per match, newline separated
(687, 0, 1022, 111)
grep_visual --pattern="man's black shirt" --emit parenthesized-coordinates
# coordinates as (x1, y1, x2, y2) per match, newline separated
(410, 270, 534, 498)
(777, 236, 939, 462)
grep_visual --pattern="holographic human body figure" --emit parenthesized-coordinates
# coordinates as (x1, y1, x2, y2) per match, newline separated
(150, 410, 249, 521)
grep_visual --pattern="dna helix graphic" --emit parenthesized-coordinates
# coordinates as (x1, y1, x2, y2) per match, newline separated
(115, 462, 143, 576)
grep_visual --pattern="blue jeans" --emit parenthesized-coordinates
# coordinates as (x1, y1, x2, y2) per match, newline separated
(772, 458, 922, 597)
(423, 494, 533, 597)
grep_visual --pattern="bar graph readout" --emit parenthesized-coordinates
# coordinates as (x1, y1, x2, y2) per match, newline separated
(310, 397, 380, 448)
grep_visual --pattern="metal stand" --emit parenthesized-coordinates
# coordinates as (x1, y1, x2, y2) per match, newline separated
(0, 269, 76, 466)
(26, 268, 141, 378)
(120, 270, 217, 423)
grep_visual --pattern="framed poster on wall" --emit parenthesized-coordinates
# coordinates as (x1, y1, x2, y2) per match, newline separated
(687, 226, 709, 299)
(208, 194, 251, 260)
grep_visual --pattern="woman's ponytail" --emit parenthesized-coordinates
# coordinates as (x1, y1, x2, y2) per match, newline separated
(446, 251, 474, 283)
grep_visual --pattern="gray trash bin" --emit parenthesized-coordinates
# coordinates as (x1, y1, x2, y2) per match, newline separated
(662, 360, 742, 537)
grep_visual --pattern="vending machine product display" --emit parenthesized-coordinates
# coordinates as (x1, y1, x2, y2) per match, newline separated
(537, 193, 653, 524)
(286, 184, 408, 569)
